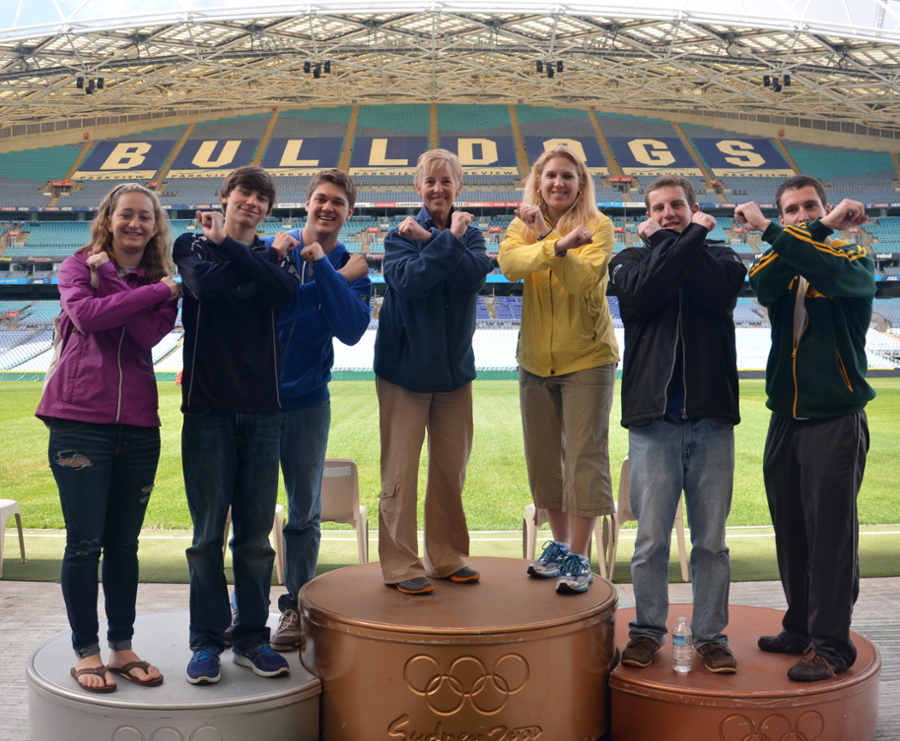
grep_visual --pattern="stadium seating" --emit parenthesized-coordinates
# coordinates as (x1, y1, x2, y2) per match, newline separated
(0, 145, 82, 182)
(271, 108, 352, 139)
(593, 112, 679, 138)
(356, 105, 429, 137)
(188, 114, 271, 140)
(785, 142, 898, 204)
(439, 104, 512, 137)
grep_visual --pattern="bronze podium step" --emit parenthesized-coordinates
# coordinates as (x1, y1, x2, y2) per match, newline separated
(611, 605, 881, 741)
(299, 556, 618, 741)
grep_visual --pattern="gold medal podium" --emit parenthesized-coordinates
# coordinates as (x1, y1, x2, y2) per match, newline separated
(299, 556, 618, 741)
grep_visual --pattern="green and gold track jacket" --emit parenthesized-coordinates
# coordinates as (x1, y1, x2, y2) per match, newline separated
(748, 218, 876, 419)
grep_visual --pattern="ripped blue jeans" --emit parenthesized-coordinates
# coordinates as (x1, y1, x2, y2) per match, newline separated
(48, 419, 160, 657)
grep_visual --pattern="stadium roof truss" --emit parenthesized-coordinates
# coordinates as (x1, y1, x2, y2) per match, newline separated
(3, 1, 900, 132)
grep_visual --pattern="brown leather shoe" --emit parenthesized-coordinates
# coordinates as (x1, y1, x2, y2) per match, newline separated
(621, 637, 661, 668)
(787, 647, 836, 682)
(696, 642, 737, 674)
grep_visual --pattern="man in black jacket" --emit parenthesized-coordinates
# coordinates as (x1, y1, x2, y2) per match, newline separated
(609, 175, 746, 674)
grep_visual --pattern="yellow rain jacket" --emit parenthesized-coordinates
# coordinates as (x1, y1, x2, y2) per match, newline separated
(498, 215, 619, 377)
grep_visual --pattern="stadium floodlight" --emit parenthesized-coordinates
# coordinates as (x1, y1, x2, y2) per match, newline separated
(557, 61, 563, 73)
(314, 64, 321, 79)
(304, 61, 311, 73)
(784, 74, 791, 86)
(547, 65, 554, 79)
(536, 61, 543, 73)
(763, 75, 770, 87)
(97, 77, 104, 89)
(772, 78, 782, 92)
(76, 77, 83, 89)
(324, 61, 331, 74)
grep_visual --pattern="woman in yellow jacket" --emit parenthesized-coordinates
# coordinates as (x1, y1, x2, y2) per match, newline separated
(498, 145, 619, 595)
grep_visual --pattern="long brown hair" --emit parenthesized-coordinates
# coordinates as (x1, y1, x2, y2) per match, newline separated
(78, 183, 173, 283)
(521, 145, 599, 240)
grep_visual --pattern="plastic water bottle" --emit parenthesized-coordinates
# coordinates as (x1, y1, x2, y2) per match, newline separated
(672, 617, 692, 674)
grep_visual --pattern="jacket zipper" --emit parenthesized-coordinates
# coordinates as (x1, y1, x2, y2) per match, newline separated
(548, 270, 555, 374)
(662, 289, 683, 418)
(678, 290, 688, 419)
(836, 350, 854, 392)
(791, 277, 809, 418)
(271, 309, 282, 407)
(115, 327, 125, 423)
(187, 304, 201, 407)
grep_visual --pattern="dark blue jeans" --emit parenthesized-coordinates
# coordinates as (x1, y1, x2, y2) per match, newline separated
(278, 402, 330, 610)
(48, 419, 160, 658)
(182, 408, 281, 654)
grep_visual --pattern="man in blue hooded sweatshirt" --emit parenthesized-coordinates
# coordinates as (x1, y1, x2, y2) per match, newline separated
(263, 169, 371, 649)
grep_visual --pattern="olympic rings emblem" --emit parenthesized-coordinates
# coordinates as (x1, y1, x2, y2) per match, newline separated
(719, 711, 825, 741)
(404, 654, 529, 716)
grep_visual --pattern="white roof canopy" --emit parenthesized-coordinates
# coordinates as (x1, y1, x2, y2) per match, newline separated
(3, 1, 900, 132)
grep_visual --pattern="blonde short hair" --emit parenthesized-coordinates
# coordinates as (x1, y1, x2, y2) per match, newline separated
(414, 149, 463, 188)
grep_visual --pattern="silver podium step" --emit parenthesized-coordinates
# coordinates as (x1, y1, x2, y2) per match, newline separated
(27, 611, 321, 741)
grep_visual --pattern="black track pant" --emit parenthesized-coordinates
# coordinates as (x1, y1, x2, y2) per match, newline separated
(763, 411, 869, 672)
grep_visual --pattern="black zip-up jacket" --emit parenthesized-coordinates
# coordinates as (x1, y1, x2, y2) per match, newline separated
(174, 232, 297, 413)
(608, 222, 746, 427)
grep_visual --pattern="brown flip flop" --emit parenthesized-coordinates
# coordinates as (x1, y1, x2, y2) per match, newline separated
(71, 665, 116, 693)
(108, 660, 164, 687)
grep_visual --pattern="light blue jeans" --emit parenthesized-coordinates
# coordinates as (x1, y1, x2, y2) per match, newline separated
(628, 416, 734, 648)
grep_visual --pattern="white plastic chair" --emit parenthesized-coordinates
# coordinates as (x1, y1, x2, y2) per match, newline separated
(606, 456, 690, 582)
(223, 504, 285, 585)
(320, 458, 368, 564)
(523, 504, 613, 580)
(0, 499, 27, 578)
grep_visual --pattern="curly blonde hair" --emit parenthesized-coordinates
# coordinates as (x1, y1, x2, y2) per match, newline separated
(521, 145, 599, 240)
(78, 183, 174, 283)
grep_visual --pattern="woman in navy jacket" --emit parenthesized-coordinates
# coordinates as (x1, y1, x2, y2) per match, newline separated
(374, 149, 492, 595)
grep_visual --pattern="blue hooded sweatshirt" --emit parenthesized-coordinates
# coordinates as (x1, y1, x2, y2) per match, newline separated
(265, 230, 372, 411)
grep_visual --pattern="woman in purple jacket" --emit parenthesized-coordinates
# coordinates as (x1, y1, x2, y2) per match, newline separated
(36, 184, 179, 693)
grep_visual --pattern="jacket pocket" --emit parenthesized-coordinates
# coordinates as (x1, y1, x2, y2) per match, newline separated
(579, 292, 602, 342)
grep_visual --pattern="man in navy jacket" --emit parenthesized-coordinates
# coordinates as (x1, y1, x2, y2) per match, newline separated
(174, 166, 296, 684)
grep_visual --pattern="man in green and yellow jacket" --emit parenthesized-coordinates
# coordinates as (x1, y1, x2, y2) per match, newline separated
(736, 175, 875, 683)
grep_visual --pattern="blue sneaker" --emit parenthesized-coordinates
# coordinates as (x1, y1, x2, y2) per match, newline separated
(528, 540, 570, 578)
(556, 552, 594, 595)
(232, 645, 290, 678)
(186, 649, 221, 685)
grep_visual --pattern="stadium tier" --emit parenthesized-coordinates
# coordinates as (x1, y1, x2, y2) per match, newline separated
(3, 106, 900, 209)
(4, 107, 900, 289)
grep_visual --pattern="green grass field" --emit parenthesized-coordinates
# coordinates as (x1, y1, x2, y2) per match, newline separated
(3, 377, 900, 531)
